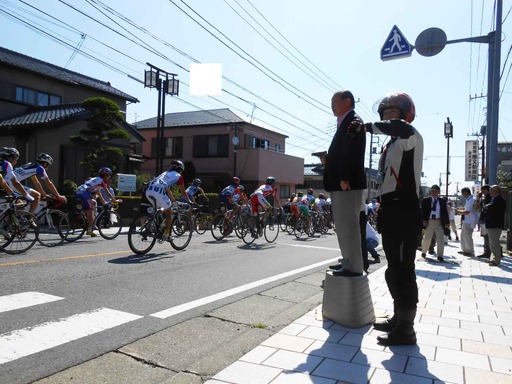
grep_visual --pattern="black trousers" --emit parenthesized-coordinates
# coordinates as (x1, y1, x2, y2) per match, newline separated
(379, 199, 421, 309)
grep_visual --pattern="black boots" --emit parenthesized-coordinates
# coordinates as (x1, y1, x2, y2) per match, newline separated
(377, 307, 417, 345)
(373, 304, 397, 332)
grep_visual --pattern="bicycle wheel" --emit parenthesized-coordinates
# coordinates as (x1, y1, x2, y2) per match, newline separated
(294, 217, 307, 239)
(170, 214, 192, 250)
(128, 215, 157, 255)
(65, 211, 86, 242)
(234, 213, 245, 239)
(264, 214, 280, 243)
(210, 213, 226, 241)
(194, 214, 208, 235)
(37, 209, 70, 247)
(0, 211, 39, 254)
(241, 215, 258, 245)
(279, 213, 289, 232)
(97, 210, 123, 240)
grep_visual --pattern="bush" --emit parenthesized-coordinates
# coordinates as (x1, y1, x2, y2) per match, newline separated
(62, 180, 78, 195)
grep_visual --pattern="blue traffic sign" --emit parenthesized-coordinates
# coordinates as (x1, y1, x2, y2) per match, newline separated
(380, 25, 413, 61)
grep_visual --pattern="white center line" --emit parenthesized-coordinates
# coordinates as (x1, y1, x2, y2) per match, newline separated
(150, 256, 339, 319)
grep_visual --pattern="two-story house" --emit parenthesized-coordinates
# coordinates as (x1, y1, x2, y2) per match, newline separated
(135, 108, 304, 202)
(0, 46, 144, 188)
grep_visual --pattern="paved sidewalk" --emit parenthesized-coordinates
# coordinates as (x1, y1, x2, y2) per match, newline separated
(206, 234, 512, 384)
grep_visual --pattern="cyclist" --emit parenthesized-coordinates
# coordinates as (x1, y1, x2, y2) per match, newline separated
(315, 193, 328, 213)
(306, 188, 318, 212)
(219, 177, 247, 222)
(10, 153, 67, 214)
(146, 160, 192, 241)
(181, 178, 208, 205)
(0, 147, 35, 202)
(76, 167, 120, 237)
(249, 176, 283, 216)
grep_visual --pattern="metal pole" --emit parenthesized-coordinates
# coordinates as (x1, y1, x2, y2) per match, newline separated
(446, 136, 450, 197)
(368, 133, 373, 202)
(160, 75, 167, 174)
(156, 76, 163, 175)
(488, 0, 502, 184)
(486, 32, 494, 184)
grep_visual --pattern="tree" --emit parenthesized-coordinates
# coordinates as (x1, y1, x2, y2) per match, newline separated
(70, 97, 129, 176)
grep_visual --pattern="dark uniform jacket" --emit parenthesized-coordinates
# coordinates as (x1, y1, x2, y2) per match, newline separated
(484, 194, 506, 229)
(421, 196, 449, 228)
(323, 110, 367, 192)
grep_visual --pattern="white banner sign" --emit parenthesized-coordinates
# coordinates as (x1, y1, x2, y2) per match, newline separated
(117, 173, 137, 192)
(465, 140, 479, 181)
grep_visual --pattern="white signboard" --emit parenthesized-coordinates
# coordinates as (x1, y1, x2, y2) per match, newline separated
(117, 173, 137, 192)
(465, 140, 479, 181)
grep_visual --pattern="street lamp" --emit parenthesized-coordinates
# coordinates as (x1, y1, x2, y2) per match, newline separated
(144, 63, 179, 175)
(444, 117, 453, 197)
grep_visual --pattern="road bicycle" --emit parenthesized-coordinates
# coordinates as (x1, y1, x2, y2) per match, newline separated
(66, 201, 122, 242)
(0, 195, 39, 254)
(32, 196, 70, 247)
(191, 204, 211, 235)
(127, 200, 192, 255)
(210, 203, 249, 241)
(241, 207, 280, 245)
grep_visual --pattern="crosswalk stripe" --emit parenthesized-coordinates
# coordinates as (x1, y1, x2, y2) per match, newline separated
(0, 292, 64, 314)
(0, 308, 142, 364)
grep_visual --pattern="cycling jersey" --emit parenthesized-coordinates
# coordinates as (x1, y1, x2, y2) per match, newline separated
(250, 184, 276, 198)
(185, 185, 200, 201)
(220, 184, 242, 201)
(77, 177, 108, 194)
(305, 193, 316, 208)
(1, 160, 16, 181)
(149, 170, 184, 190)
(13, 162, 48, 182)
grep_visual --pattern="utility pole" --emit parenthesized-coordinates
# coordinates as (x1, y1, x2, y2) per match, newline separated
(444, 118, 453, 197)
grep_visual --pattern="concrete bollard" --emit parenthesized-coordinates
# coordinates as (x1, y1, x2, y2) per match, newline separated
(322, 270, 375, 328)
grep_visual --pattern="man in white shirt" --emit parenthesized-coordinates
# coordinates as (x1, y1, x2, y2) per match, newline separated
(457, 187, 477, 256)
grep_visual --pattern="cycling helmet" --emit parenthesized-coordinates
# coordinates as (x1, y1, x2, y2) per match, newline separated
(318, 193, 326, 199)
(377, 92, 416, 123)
(192, 178, 202, 185)
(307, 188, 314, 195)
(98, 167, 113, 176)
(1, 147, 20, 158)
(239, 185, 245, 191)
(36, 153, 53, 165)
(297, 192, 304, 197)
(266, 176, 276, 185)
(232, 176, 240, 185)
(169, 160, 185, 172)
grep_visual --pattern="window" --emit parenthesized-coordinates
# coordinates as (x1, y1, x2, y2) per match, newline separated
(15, 86, 61, 106)
(275, 144, 281, 153)
(151, 137, 183, 158)
(279, 185, 290, 199)
(247, 135, 270, 149)
(193, 134, 229, 157)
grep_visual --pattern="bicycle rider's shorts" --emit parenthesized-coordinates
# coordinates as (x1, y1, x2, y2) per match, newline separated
(250, 193, 271, 215)
(219, 194, 235, 210)
(146, 183, 171, 210)
(298, 205, 310, 217)
(76, 190, 96, 211)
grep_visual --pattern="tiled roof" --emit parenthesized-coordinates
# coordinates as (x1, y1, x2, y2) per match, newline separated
(0, 47, 138, 103)
(0, 105, 87, 127)
(0, 104, 146, 141)
(135, 108, 247, 128)
(304, 164, 323, 176)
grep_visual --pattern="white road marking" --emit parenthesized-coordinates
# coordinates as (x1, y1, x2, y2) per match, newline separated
(0, 308, 142, 364)
(151, 255, 339, 319)
(0, 292, 64, 314)
(281, 243, 340, 251)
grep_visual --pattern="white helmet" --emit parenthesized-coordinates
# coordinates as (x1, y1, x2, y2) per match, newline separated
(36, 153, 53, 165)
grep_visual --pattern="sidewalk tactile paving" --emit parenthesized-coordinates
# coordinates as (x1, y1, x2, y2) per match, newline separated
(209, 234, 512, 383)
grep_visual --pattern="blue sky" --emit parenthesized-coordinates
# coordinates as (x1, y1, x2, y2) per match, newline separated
(2, 0, 511, 194)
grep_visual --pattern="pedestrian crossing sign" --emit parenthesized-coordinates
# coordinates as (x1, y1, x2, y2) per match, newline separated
(380, 25, 413, 61)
